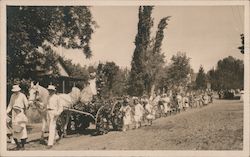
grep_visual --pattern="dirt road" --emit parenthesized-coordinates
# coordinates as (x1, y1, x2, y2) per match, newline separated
(8, 99, 243, 150)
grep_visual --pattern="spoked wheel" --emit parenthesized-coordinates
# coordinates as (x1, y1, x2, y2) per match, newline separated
(110, 102, 123, 131)
(56, 111, 68, 138)
(95, 105, 111, 135)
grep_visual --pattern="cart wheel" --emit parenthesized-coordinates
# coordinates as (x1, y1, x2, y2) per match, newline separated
(95, 105, 110, 135)
(110, 102, 123, 131)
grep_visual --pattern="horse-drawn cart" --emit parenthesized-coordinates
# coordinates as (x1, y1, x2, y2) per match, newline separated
(57, 97, 124, 136)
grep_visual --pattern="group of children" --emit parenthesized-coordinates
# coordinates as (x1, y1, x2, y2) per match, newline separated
(119, 90, 213, 132)
(119, 96, 156, 132)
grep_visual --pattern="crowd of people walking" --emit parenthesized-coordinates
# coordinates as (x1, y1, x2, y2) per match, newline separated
(118, 90, 214, 132)
(6, 82, 214, 150)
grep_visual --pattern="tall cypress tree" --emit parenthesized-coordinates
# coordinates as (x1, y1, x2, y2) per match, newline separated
(146, 16, 171, 95)
(128, 6, 154, 96)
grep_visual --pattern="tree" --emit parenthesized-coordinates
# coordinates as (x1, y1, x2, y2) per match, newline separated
(238, 34, 244, 54)
(166, 52, 191, 91)
(128, 6, 154, 96)
(146, 16, 171, 95)
(7, 6, 96, 84)
(207, 56, 244, 90)
(195, 66, 207, 90)
(96, 62, 120, 98)
(112, 68, 130, 97)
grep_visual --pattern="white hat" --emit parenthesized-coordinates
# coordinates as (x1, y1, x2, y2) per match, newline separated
(132, 96, 138, 100)
(89, 72, 96, 77)
(47, 85, 56, 91)
(11, 85, 21, 92)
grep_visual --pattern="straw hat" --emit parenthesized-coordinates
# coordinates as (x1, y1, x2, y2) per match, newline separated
(47, 85, 56, 91)
(11, 85, 21, 92)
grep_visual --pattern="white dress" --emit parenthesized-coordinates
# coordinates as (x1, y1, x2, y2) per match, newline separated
(177, 95, 183, 109)
(120, 105, 132, 125)
(12, 111, 28, 140)
(145, 103, 154, 120)
(203, 95, 209, 105)
(7, 92, 29, 122)
(162, 97, 171, 113)
(183, 97, 189, 108)
(134, 103, 144, 122)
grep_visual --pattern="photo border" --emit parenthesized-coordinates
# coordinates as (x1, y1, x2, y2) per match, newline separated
(0, 0, 249, 156)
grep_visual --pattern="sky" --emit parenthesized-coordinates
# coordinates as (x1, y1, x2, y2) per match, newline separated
(59, 6, 244, 73)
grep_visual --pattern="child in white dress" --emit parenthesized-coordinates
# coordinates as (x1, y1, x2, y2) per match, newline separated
(133, 98, 144, 129)
(120, 99, 132, 132)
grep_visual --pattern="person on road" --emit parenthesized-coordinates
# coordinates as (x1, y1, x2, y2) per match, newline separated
(120, 97, 132, 132)
(162, 93, 171, 116)
(133, 97, 144, 129)
(203, 92, 209, 106)
(182, 94, 189, 111)
(7, 85, 29, 121)
(46, 85, 63, 149)
(176, 93, 183, 112)
(7, 85, 29, 145)
(12, 106, 28, 150)
(144, 100, 154, 126)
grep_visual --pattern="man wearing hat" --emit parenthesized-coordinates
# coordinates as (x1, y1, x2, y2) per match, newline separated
(6, 84, 29, 146)
(7, 85, 29, 122)
(46, 85, 62, 149)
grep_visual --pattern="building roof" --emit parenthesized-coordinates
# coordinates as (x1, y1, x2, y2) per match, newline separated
(57, 58, 70, 77)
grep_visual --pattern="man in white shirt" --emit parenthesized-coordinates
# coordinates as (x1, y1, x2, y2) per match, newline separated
(7, 85, 29, 144)
(46, 85, 63, 149)
(7, 85, 29, 121)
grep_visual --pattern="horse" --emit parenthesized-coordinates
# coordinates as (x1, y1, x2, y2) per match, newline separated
(28, 82, 81, 142)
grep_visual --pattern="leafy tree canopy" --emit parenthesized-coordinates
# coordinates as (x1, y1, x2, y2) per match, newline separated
(96, 62, 129, 98)
(7, 6, 96, 82)
(167, 52, 191, 89)
(195, 66, 207, 90)
(207, 56, 244, 90)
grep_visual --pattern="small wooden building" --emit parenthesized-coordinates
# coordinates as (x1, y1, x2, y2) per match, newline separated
(36, 59, 84, 93)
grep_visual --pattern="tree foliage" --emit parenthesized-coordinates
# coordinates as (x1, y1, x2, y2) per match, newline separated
(166, 52, 191, 89)
(7, 6, 96, 83)
(195, 66, 207, 90)
(207, 56, 244, 90)
(96, 62, 129, 99)
(145, 16, 171, 94)
(128, 6, 154, 96)
(128, 6, 171, 96)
